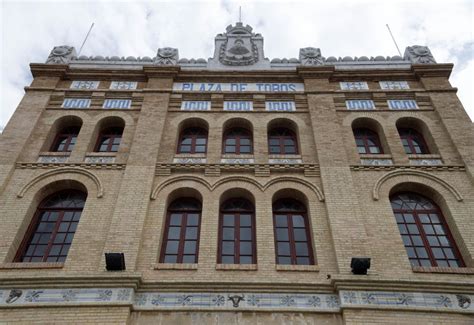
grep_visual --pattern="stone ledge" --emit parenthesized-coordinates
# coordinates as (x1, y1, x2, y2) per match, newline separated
(215, 264, 257, 271)
(412, 266, 474, 274)
(276, 264, 320, 272)
(154, 263, 198, 270)
(0, 262, 64, 270)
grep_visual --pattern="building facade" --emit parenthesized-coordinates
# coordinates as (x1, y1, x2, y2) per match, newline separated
(0, 22, 473, 324)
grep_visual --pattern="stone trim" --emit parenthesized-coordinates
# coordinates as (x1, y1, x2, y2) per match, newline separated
(154, 263, 198, 270)
(0, 262, 64, 270)
(275, 264, 320, 272)
(412, 266, 474, 274)
(216, 264, 258, 271)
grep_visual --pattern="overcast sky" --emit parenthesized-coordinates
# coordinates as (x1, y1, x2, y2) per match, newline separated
(1, 0, 473, 131)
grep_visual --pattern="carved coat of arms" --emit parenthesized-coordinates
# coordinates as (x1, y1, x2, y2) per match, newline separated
(219, 37, 258, 66)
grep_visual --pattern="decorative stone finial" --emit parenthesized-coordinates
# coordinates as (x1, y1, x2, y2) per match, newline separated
(154, 47, 179, 65)
(46, 46, 76, 64)
(404, 45, 436, 64)
(299, 47, 324, 65)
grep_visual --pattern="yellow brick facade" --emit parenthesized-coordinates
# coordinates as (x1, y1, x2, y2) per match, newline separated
(0, 25, 473, 324)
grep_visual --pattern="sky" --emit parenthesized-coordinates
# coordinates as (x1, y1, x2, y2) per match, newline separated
(1, 0, 473, 132)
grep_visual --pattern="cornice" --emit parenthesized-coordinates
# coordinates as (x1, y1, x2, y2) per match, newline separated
(30, 63, 68, 78)
(412, 63, 453, 78)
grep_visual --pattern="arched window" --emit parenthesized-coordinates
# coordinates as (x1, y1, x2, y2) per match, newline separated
(353, 128, 383, 154)
(218, 198, 256, 264)
(398, 128, 429, 154)
(51, 126, 80, 152)
(268, 128, 298, 154)
(273, 199, 314, 265)
(390, 193, 464, 267)
(95, 127, 123, 152)
(223, 128, 253, 154)
(177, 127, 208, 154)
(15, 190, 86, 263)
(160, 198, 202, 264)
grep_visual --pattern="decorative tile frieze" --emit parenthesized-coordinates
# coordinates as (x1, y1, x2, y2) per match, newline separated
(173, 82, 304, 93)
(221, 158, 255, 164)
(379, 81, 410, 90)
(84, 156, 116, 164)
(173, 158, 207, 164)
(37, 156, 69, 164)
(410, 158, 443, 165)
(340, 82, 369, 90)
(103, 99, 132, 109)
(340, 290, 473, 313)
(265, 101, 296, 112)
(223, 101, 253, 111)
(70, 81, 99, 90)
(346, 100, 375, 110)
(387, 99, 418, 110)
(62, 98, 91, 109)
(110, 81, 138, 90)
(133, 292, 340, 312)
(0, 288, 133, 306)
(269, 158, 302, 164)
(361, 158, 393, 166)
(180, 101, 211, 111)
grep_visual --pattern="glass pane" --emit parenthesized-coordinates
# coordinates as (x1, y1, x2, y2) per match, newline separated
(404, 214, 415, 223)
(284, 146, 296, 154)
(240, 228, 251, 240)
(430, 214, 440, 223)
(275, 215, 287, 227)
(240, 138, 250, 145)
(53, 233, 65, 244)
(398, 224, 408, 234)
(278, 256, 291, 265)
(34, 245, 47, 256)
(436, 260, 449, 267)
(443, 248, 455, 259)
(427, 236, 439, 246)
(225, 145, 236, 153)
(226, 138, 236, 145)
(293, 229, 307, 241)
(58, 222, 69, 232)
(168, 226, 181, 240)
(222, 241, 234, 255)
(276, 228, 289, 241)
(448, 260, 459, 267)
(270, 146, 281, 154)
(187, 214, 199, 226)
(434, 225, 445, 235)
(415, 247, 428, 258)
(38, 222, 55, 232)
(410, 259, 420, 267)
(165, 241, 179, 254)
(185, 227, 197, 240)
(164, 255, 177, 263)
(239, 255, 252, 264)
(63, 212, 74, 221)
(394, 213, 404, 223)
(223, 214, 234, 226)
(438, 236, 450, 247)
(295, 243, 309, 256)
(284, 139, 295, 146)
(419, 214, 430, 223)
(179, 145, 191, 153)
(223, 227, 234, 240)
(432, 248, 444, 259)
(61, 245, 70, 256)
(423, 225, 435, 235)
(406, 247, 416, 258)
(411, 236, 423, 246)
(195, 138, 206, 145)
(182, 255, 196, 263)
(369, 146, 381, 154)
(221, 255, 234, 264)
(195, 145, 206, 153)
(292, 215, 305, 228)
(49, 245, 61, 256)
(277, 242, 290, 255)
(407, 224, 419, 234)
(184, 241, 196, 254)
(240, 214, 252, 227)
(181, 138, 192, 145)
(296, 257, 310, 265)
(240, 242, 252, 255)
(357, 147, 367, 154)
(420, 259, 432, 267)
(240, 146, 251, 153)
(402, 235, 411, 246)
(269, 139, 280, 146)
(48, 212, 59, 221)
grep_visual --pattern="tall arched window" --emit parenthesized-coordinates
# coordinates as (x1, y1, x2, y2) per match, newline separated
(390, 193, 464, 267)
(223, 128, 253, 154)
(398, 128, 429, 154)
(160, 198, 202, 264)
(177, 127, 208, 154)
(218, 198, 256, 264)
(273, 198, 314, 265)
(51, 126, 80, 152)
(268, 128, 298, 154)
(353, 128, 383, 154)
(95, 127, 123, 152)
(15, 190, 86, 263)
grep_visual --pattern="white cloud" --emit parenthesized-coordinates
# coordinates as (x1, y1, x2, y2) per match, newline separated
(1, 0, 473, 130)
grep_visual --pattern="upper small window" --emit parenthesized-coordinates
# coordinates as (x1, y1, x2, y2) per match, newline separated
(398, 128, 429, 154)
(223, 128, 253, 154)
(353, 128, 383, 154)
(178, 127, 208, 154)
(51, 126, 80, 152)
(268, 128, 298, 154)
(95, 127, 123, 152)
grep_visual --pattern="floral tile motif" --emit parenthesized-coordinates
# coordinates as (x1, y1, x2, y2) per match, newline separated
(340, 290, 473, 312)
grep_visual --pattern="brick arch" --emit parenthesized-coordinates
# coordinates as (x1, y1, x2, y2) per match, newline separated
(94, 111, 134, 127)
(17, 167, 104, 199)
(264, 177, 324, 201)
(150, 176, 212, 200)
(342, 113, 386, 127)
(373, 170, 463, 202)
(212, 176, 264, 192)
